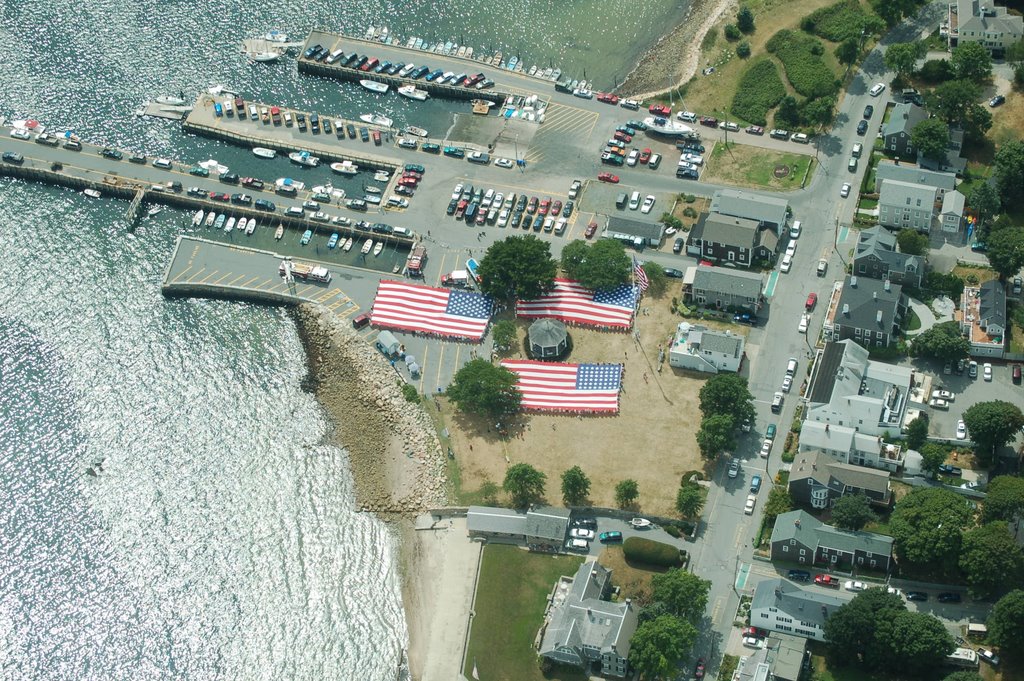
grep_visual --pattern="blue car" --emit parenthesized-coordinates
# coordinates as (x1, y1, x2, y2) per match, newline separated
(750, 475, 762, 493)
(327, 233, 339, 249)
(300, 229, 313, 245)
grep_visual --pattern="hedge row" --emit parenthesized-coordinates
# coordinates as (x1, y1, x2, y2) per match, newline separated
(801, 0, 876, 43)
(766, 30, 839, 99)
(623, 537, 685, 567)
(730, 58, 786, 125)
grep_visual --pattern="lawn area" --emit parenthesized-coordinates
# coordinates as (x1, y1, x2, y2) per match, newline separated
(704, 142, 814, 190)
(597, 545, 664, 601)
(952, 264, 998, 286)
(464, 545, 586, 681)
(808, 647, 889, 681)
(989, 84, 1024, 148)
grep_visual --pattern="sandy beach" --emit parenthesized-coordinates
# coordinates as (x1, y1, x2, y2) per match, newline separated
(618, 0, 737, 99)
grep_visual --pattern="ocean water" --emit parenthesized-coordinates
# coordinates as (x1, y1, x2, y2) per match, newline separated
(0, 1, 687, 679)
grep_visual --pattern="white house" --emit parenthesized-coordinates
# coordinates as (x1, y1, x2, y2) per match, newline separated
(751, 579, 851, 642)
(949, 0, 1024, 57)
(668, 322, 745, 373)
(798, 421, 906, 472)
(878, 180, 938, 232)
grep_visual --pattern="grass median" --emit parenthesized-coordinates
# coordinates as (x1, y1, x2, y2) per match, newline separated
(703, 142, 814, 190)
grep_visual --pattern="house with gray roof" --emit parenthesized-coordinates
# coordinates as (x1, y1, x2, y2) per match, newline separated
(710, 188, 790, 232)
(686, 213, 779, 266)
(669, 322, 746, 373)
(798, 421, 906, 472)
(949, 0, 1024, 57)
(959, 280, 1008, 357)
(751, 579, 852, 642)
(878, 179, 939, 232)
(873, 162, 956, 196)
(525, 507, 573, 550)
(769, 510, 894, 572)
(853, 226, 924, 288)
(539, 561, 638, 677)
(826, 276, 907, 348)
(734, 632, 807, 681)
(466, 505, 571, 550)
(939, 189, 966, 233)
(605, 216, 665, 248)
(919, 127, 968, 175)
(685, 265, 764, 312)
(882, 103, 928, 159)
(789, 450, 893, 510)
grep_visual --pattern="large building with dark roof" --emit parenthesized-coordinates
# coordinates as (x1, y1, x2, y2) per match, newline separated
(788, 450, 893, 509)
(769, 510, 894, 572)
(825, 275, 907, 348)
(751, 579, 852, 642)
(466, 505, 571, 550)
(853, 226, 924, 288)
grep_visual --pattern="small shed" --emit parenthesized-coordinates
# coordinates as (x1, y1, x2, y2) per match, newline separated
(375, 330, 401, 358)
(528, 318, 569, 359)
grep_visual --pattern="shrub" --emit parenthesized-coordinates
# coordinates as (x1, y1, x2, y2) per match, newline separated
(725, 23, 742, 41)
(401, 382, 420, 403)
(684, 194, 697, 203)
(803, 0, 882, 42)
(917, 58, 953, 84)
(737, 41, 751, 58)
(766, 30, 839, 99)
(664, 525, 682, 538)
(681, 470, 704, 484)
(683, 206, 697, 218)
(730, 58, 786, 125)
(624, 537, 685, 567)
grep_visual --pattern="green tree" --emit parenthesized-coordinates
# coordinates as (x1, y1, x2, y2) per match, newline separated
(890, 488, 971, 572)
(917, 58, 954, 83)
(763, 486, 793, 521)
(871, 0, 921, 26)
(559, 239, 589, 280)
(477, 235, 557, 301)
(896, 228, 930, 255)
(641, 261, 668, 296)
(910, 118, 950, 162)
(698, 373, 756, 423)
(575, 239, 632, 290)
(560, 465, 591, 506)
(651, 568, 711, 622)
(696, 414, 736, 459)
(923, 271, 965, 300)
(968, 182, 1001, 234)
(737, 6, 755, 33)
(952, 41, 993, 81)
(502, 463, 546, 507)
(491, 319, 517, 351)
(676, 482, 705, 518)
(446, 359, 522, 418)
(962, 401, 1024, 465)
(910, 321, 970, 363)
(628, 614, 698, 679)
(905, 415, 929, 451)
(836, 37, 860, 71)
(824, 588, 906, 667)
(988, 589, 1024, 650)
(919, 442, 949, 477)
(776, 95, 801, 127)
(943, 672, 984, 681)
(887, 611, 955, 676)
(832, 493, 877, 531)
(737, 40, 751, 58)
(927, 80, 992, 141)
(982, 475, 1024, 523)
(885, 41, 927, 79)
(802, 96, 836, 129)
(960, 521, 1024, 599)
(615, 479, 640, 509)
(986, 227, 1024, 281)
(725, 23, 741, 41)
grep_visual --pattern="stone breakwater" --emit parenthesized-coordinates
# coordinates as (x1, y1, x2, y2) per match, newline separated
(292, 305, 449, 516)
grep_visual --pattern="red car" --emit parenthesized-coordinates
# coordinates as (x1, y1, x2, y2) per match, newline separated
(597, 93, 620, 105)
(614, 130, 632, 143)
(742, 627, 768, 638)
(806, 293, 818, 310)
(585, 221, 598, 238)
(815, 574, 840, 588)
(538, 198, 551, 216)
(700, 116, 718, 127)
(639, 148, 652, 164)
(649, 103, 671, 116)
(551, 200, 563, 216)
(597, 172, 619, 183)
(695, 658, 706, 679)
(208, 191, 230, 201)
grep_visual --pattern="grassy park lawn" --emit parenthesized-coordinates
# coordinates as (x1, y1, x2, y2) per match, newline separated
(952, 265, 998, 286)
(463, 545, 585, 681)
(704, 142, 813, 190)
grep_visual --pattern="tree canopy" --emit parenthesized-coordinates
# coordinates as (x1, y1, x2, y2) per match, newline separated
(641, 261, 668, 296)
(446, 359, 522, 417)
(962, 401, 1024, 465)
(890, 487, 971, 572)
(896, 228, 930, 255)
(615, 479, 640, 509)
(985, 227, 1024, 281)
(968, 182, 1001, 233)
(982, 475, 1024, 523)
(943, 672, 984, 681)
(676, 482, 705, 519)
(476, 235, 557, 301)
(699, 373, 756, 422)
(887, 611, 955, 676)
(960, 521, 1024, 599)
(696, 413, 736, 459)
(650, 568, 711, 623)
(763, 486, 793, 521)
(737, 6, 755, 33)
(559, 240, 589, 280)
(910, 321, 970, 362)
(824, 588, 907, 667)
(952, 40, 993, 81)
(926, 79, 992, 141)
(628, 614, 698, 679)
(884, 41, 926, 78)
(905, 415, 929, 451)
(502, 463, 546, 507)
(831, 494, 877, 531)
(910, 118, 950, 162)
(919, 442, 949, 477)
(560, 465, 591, 506)
(561, 238, 632, 291)
(835, 37, 860, 69)
(491, 319, 517, 352)
(994, 140, 1024, 205)
(988, 589, 1024, 651)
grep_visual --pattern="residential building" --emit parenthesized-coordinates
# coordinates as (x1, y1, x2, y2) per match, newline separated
(539, 560, 638, 677)
(789, 450, 893, 509)
(958, 281, 1007, 358)
(882, 103, 928, 159)
(769, 510, 895, 572)
(948, 0, 1024, 57)
(733, 632, 808, 681)
(466, 505, 571, 550)
(919, 127, 968, 176)
(525, 506, 573, 550)
(686, 213, 779, 266)
(878, 180, 939, 232)
(710, 188, 790, 232)
(669, 322, 746, 373)
(873, 162, 956, 196)
(751, 579, 851, 642)
(939, 189, 966, 233)
(684, 265, 764, 312)
(853, 226, 924, 288)
(605, 215, 665, 248)
(825, 276, 908, 348)
(798, 421, 906, 472)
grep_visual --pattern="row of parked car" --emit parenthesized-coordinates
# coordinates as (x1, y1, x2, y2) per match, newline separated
(303, 43, 496, 90)
(444, 182, 576, 235)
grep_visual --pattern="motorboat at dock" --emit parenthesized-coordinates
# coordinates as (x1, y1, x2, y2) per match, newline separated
(274, 223, 285, 240)
(288, 151, 319, 167)
(252, 147, 276, 159)
(397, 85, 429, 101)
(330, 161, 359, 176)
(402, 125, 428, 138)
(359, 113, 393, 128)
(156, 95, 186, 106)
(360, 80, 390, 94)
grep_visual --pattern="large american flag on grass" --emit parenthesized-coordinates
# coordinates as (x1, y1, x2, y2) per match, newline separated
(515, 278, 637, 329)
(370, 280, 492, 340)
(501, 360, 623, 413)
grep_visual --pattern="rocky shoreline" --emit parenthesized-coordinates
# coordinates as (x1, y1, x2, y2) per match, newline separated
(291, 304, 449, 516)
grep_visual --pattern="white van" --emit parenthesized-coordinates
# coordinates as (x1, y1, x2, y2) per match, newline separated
(248, 104, 258, 119)
(852, 142, 863, 158)
(629, 191, 641, 210)
(392, 226, 412, 237)
(786, 358, 798, 376)
(790, 220, 802, 239)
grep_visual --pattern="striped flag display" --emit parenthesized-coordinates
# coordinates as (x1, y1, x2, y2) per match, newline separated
(370, 280, 493, 340)
(515, 278, 637, 329)
(501, 360, 623, 413)
(633, 256, 649, 292)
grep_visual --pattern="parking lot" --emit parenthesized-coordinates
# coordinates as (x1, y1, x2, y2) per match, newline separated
(917, 357, 1024, 442)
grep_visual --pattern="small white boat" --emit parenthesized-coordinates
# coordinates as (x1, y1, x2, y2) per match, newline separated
(265, 30, 288, 43)
(288, 151, 319, 167)
(275, 177, 305, 190)
(374, 171, 391, 182)
(156, 95, 186, 106)
(83, 189, 102, 199)
(364, 186, 382, 194)
(406, 37, 416, 48)
(199, 159, 229, 175)
(245, 218, 256, 235)
(365, 25, 377, 40)
(252, 147, 276, 159)
(205, 212, 216, 227)
(342, 237, 354, 251)
(207, 85, 237, 96)
(414, 38, 423, 49)
(359, 113, 393, 128)
(330, 161, 359, 176)
(630, 518, 652, 529)
(403, 125, 428, 138)
(192, 209, 205, 226)
(274, 223, 285, 240)
(359, 80, 389, 94)
(665, 227, 678, 236)
(147, 206, 162, 217)
(373, 242, 384, 256)
(224, 217, 236, 233)
(379, 27, 389, 43)
(528, 65, 537, 76)
(249, 52, 280, 63)
(456, 46, 467, 57)
(397, 85, 429, 101)
(363, 194, 382, 205)
(470, 99, 496, 109)
(465, 47, 473, 58)
(361, 239, 373, 254)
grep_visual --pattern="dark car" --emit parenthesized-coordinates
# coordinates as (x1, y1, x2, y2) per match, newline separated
(446, 198, 458, 215)
(254, 198, 276, 211)
(598, 531, 623, 543)
(230, 193, 253, 205)
(857, 120, 868, 135)
(241, 177, 265, 190)
(699, 116, 718, 127)
(219, 172, 240, 184)
(351, 312, 371, 329)
(673, 237, 685, 254)
(2, 151, 24, 164)
(303, 43, 323, 59)
(677, 142, 705, 153)
(938, 464, 963, 476)
(574, 517, 597, 529)
(863, 104, 874, 119)
(405, 163, 425, 174)
(63, 139, 82, 151)
(664, 268, 684, 278)
(787, 569, 811, 582)
(734, 313, 758, 326)
(100, 148, 123, 160)
(532, 214, 544, 231)
(906, 591, 928, 602)
(187, 186, 205, 197)
(937, 592, 962, 603)
(128, 152, 146, 164)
